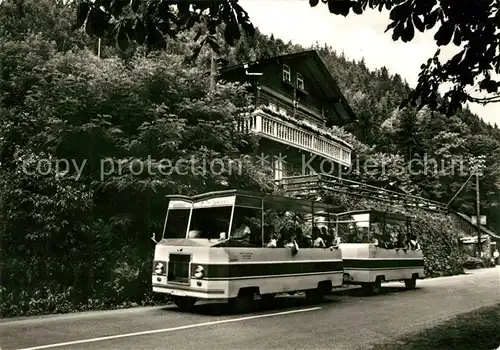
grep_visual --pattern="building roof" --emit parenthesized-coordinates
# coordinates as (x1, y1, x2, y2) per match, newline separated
(453, 211, 500, 240)
(219, 50, 357, 123)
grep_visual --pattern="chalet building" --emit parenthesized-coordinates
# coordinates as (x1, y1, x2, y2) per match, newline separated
(218, 50, 356, 181)
(218, 50, 500, 251)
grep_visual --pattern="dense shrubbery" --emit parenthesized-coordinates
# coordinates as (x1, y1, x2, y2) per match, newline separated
(0, 35, 269, 317)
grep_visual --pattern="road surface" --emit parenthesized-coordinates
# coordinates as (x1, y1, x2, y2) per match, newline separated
(1, 267, 499, 350)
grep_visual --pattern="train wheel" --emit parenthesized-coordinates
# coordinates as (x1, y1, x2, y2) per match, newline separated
(228, 291, 255, 313)
(404, 276, 417, 290)
(261, 293, 276, 301)
(362, 278, 382, 295)
(305, 289, 324, 303)
(173, 296, 197, 312)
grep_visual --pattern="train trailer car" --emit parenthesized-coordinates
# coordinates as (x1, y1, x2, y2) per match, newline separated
(335, 210, 425, 294)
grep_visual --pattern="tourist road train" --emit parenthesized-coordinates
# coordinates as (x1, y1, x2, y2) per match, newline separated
(151, 189, 424, 311)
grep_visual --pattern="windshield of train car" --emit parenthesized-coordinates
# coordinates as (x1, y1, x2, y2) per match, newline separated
(187, 206, 232, 240)
(164, 208, 191, 239)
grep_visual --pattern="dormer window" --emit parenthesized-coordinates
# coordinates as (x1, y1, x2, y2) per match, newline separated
(297, 73, 304, 90)
(282, 64, 291, 82)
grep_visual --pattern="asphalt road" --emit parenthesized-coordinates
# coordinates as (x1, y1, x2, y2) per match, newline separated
(2, 267, 499, 350)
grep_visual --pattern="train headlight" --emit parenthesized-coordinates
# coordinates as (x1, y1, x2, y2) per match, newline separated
(194, 265, 204, 279)
(155, 262, 165, 275)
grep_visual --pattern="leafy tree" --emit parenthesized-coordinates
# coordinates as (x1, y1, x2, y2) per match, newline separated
(0, 32, 272, 316)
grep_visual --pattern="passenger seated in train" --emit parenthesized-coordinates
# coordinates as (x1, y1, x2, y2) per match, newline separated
(232, 223, 250, 238)
(312, 227, 326, 248)
(408, 235, 421, 250)
(320, 226, 332, 246)
(331, 234, 341, 247)
(396, 232, 406, 248)
(267, 235, 278, 248)
(187, 228, 201, 238)
(283, 233, 300, 255)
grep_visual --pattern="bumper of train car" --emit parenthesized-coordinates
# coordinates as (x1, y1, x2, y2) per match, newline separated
(152, 276, 226, 299)
(341, 267, 425, 283)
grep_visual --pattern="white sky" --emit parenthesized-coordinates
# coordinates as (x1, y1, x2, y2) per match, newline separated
(240, 0, 500, 126)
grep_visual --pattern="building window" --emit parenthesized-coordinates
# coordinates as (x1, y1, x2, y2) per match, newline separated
(297, 73, 304, 90)
(282, 64, 291, 82)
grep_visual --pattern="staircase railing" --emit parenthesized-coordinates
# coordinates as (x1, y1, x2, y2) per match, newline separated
(279, 174, 448, 213)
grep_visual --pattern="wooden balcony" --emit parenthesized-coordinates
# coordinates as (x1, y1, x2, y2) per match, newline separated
(238, 109, 352, 166)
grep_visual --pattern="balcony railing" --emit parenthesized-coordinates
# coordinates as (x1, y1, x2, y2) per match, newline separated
(238, 109, 352, 166)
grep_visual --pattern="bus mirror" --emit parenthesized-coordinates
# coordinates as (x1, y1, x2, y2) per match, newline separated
(151, 232, 158, 244)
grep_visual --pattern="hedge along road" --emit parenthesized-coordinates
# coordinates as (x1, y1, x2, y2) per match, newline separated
(1, 267, 499, 350)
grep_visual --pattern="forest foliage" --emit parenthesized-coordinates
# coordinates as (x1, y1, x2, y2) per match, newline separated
(1, 0, 499, 317)
(71, 0, 500, 115)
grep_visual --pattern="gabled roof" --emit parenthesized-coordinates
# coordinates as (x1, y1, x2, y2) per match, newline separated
(453, 211, 500, 240)
(219, 50, 357, 123)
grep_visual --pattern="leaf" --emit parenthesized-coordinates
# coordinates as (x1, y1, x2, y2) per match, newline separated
(449, 51, 464, 67)
(210, 1, 219, 17)
(453, 27, 462, 46)
(401, 19, 415, 42)
(134, 18, 146, 44)
(146, 20, 166, 50)
(224, 19, 240, 46)
(384, 20, 398, 33)
(424, 10, 438, 30)
(85, 7, 110, 38)
(193, 29, 203, 42)
(486, 81, 498, 94)
(73, 1, 90, 30)
(207, 36, 220, 55)
(110, 0, 126, 17)
(434, 20, 454, 46)
(413, 14, 425, 32)
(392, 21, 405, 41)
(414, 0, 436, 15)
(189, 44, 203, 62)
(177, 2, 191, 20)
(241, 20, 255, 37)
(309, 0, 320, 6)
(327, 0, 351, 16)
(131, 0, 140, 13)
(389, 1, 411, 21)
(116, 23, 129, 51)
(352, 2, 363, 14)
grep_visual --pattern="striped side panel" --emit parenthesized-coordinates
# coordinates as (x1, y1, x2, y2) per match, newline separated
(191, 260, 344, 280)
(342, 259, 424, 269)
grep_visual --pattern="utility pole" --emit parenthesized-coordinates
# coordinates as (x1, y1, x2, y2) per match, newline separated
(476, 170, 481, 257)
(472, 155, 485, 257)
(97, 38, 101, 58)
(210, 52, 217, 92)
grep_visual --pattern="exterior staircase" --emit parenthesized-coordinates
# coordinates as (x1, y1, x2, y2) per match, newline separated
(279, 174, 499, 242)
